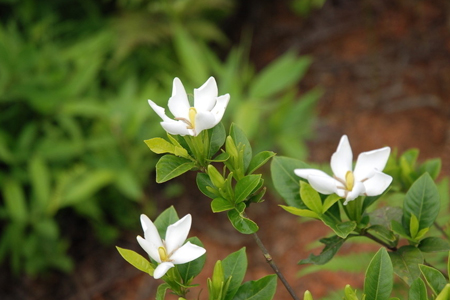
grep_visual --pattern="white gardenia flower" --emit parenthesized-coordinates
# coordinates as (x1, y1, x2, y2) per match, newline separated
(294, 135, 392, 205)
(148, 77, 230, 136)
(137, 214, 206, 279)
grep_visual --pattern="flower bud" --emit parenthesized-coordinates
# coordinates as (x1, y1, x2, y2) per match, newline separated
(208, 165, 225, 189)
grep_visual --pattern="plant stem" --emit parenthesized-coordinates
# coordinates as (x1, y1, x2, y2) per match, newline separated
(251, 231, 300, 300)
(362, 231, 398, 251)
(434, 221, 448, 239)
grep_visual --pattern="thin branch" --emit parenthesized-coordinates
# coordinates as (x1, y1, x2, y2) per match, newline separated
(363, 232, 398, 251)
(251, 232, 300, 300)
(434, 221, 448, 239)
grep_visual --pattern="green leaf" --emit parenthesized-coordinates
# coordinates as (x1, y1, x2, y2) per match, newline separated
(419, 158, 441, 180)
(408, 278, 428, 300)
(366, 225, 397, 243)
(177, 237, 206, 283)
(391, 220, 409, 239)
(402, 173, 440, 234)
(321, 214, 356, 238)
(247, 151, 276, 175)
(208, 122, 226, 158)
(154, 206, 179, 240)
(196, 173, 217, 198)
(155, 155, 196, 183)
(322, 194, 341, 214)
(388, 245, 423, 286)
(369, 207, 403, 230)
(410, 214, 420, 239)
(249, 51, 311, 99)
(279, 205, 320, 219)
(156, 283, 170, 300)
(211, 198, 234, 213)
(299, 235, 346, 265)
(436, 284, 450, 300)
(223, 247, 248, 300)
(63, 170, 115, 207)
(235, 175, 262, 203)
(116, 246, 154, 276)
(29, 156, 51, 210)
(144, 137, 189, 158)
(419, 264, 447, 295)
(418, 236, 449, 253)
(303, 290, 314, 300)
(227, 209, 259, 234)
(344, 285, 359, 300)
(300, 181, 323, 215)
(364, 248, 393, 300)
(233, 274, 277, 300)
(229, 124, 252, 171)
(2, 178, 27, 222)
(271, 156, 309, 208)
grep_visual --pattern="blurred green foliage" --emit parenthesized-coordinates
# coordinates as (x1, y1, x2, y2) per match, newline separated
(0, 0, 319, 275)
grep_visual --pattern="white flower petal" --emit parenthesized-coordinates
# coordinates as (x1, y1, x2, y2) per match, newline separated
(354, 147, 391, 181)
(307, 173, 339, 195)
(137, 236, 161, 263)
(148, 100, 172, 122)
(343, 181, 366, 205)
(140, 214, 163, 248)
(294, 168, 332, 180)
(210, 94, 230, 123)
(363, 171, 392, 196)
(168, 78, 190, 119)
(154, 262, 175, 279)
(170, 241, 206, 264)
(194, 111, 216, 136)
(194, 77, 218, 111)
(160, 120, 192, 136)
(331, 135, 353, 180)
(165, 214, 192, 255)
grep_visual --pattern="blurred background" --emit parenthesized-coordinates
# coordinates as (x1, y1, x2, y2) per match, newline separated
(0, 0, 449, 299)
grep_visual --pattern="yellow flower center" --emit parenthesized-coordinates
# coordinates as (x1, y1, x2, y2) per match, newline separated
(345, 171, 355, 191)
(188, 107, 197, 129)
(158, 246, 169, 262)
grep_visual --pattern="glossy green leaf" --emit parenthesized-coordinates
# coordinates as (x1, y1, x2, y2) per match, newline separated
(211, 198, 234, 213)
(144, 137, 189, 158)
(177, 237, 206, 283)
(389, 246, 423, 286)
(436, 284, 450, 300)
(233, 274, 277, 300)
(155, 155, 196, 183)
(391, 220, 409, 239)
(419, 158, 441, 180)
(223, 247, 247, 300)
(299, 235, 346, 265)
(229, 124, 252, 171)
(364, 248, 393, 300)
(235, 175, 261, 203)
(247, 151, 276, 175)
(279, 205, 320, 219)
(196, 173, 217, 198)
(402, 173, 440, 234)
(366, 225, 397, 243)
(303, 290, 314, 300)
(419, 264, 447, 296)
(322, 194, 341, 214)
(271, 156, 309, 208)
(344, 285, 359, 300)
(321, 214, 357, 238)
(208, 122, 226, 158)
(116, 246, 154, 275)
(408, 278, 428, 300)
(227, 209, 259, 234)
(156, 283, 170, 300)
(300, 181, 323, 214)
(154, 206, 179, 240)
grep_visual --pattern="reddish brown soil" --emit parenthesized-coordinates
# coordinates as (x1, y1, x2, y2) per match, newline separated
(4, 0, 450, 299)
